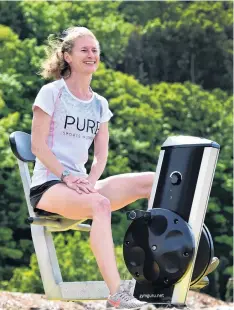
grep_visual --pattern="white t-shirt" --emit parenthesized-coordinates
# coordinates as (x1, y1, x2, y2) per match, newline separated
(30, 79, 113, 188)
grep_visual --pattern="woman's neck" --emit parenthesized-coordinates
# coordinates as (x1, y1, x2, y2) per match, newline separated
(63, 73, 93, 100)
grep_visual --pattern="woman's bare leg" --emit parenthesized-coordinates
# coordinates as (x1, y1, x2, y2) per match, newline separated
(89, 197, 121, 294)
(35, 172, 155, 295)
(36, 184, 120, 295)
(95, 172, 155, 211)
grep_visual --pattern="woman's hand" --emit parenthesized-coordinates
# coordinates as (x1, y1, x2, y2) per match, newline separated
(75, 178, 97, 194)
(63, 175, 97, 194)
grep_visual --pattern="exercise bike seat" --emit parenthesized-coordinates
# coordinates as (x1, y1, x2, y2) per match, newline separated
(9, 131, 35, 162)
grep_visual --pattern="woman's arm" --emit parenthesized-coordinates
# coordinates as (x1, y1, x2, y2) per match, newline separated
(32, 106, 95, 193)
(31, 107, 65, 178)
(87, 122, 109, 185)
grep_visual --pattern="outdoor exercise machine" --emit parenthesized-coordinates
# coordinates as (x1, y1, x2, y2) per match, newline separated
(9, 131, 220, 308)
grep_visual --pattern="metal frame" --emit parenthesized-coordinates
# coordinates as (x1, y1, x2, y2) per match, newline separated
(171, 146, 219, 306)
(147, 139, 219, 307)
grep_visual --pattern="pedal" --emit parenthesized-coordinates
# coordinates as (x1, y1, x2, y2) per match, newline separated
(126, 210, 151, 221)
(190, 257, 219, 291)
(203, 257, 219, 276)
(190, 275, 209, 290)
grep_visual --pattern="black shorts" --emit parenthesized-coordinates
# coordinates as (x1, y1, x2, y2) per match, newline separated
(30, 180, 62, 211)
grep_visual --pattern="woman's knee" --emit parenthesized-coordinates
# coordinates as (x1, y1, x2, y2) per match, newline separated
(136, 172, 155, 199)
(91, 196, 111, 219)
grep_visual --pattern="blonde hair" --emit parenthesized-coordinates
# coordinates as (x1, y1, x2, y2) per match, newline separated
(39, 27, 100, 80)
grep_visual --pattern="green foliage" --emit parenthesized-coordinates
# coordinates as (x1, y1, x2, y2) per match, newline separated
(122, 2, 232, 91)
(119, 1, 188, 26)
(225, 277, 233, 302)
(0, 227, 23, 281)
(0, 2, 30, 39)
(0, 111, 33, 281)
(0, 25, 23, 75)
(14, 1, 134, 69)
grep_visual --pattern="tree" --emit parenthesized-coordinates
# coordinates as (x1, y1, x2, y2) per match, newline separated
(122, 2, 233, 92)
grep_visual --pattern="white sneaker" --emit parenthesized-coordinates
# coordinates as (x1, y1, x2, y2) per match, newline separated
(106, 284, 148, 309)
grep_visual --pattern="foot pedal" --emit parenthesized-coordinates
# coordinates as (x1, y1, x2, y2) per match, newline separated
(190, 275, 209, 290)
(190, 257, 219, 291)
(126, 210, 151, 220)
(204, 257, 219, 276)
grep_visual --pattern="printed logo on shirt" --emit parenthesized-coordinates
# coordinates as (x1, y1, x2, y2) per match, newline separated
(64, 115, 100, 135)
(62, 131, 94, 141)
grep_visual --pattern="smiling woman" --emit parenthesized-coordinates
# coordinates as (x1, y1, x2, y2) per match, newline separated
(40, 26, 100, 81)
(30, 26, 155, 309)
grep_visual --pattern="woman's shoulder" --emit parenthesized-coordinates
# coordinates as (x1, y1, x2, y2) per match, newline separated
(40, 79, 64, 93)
(93, 91, 108, 104)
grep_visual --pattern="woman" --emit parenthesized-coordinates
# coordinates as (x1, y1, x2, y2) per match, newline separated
(30, 26, 154, 309)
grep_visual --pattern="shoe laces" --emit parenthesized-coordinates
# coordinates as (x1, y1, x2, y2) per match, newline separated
(121, 282, 134, 292)
(118, 291, 134, 302)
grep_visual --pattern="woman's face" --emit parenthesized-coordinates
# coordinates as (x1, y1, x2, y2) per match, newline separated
(64, 35, 100, 75)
